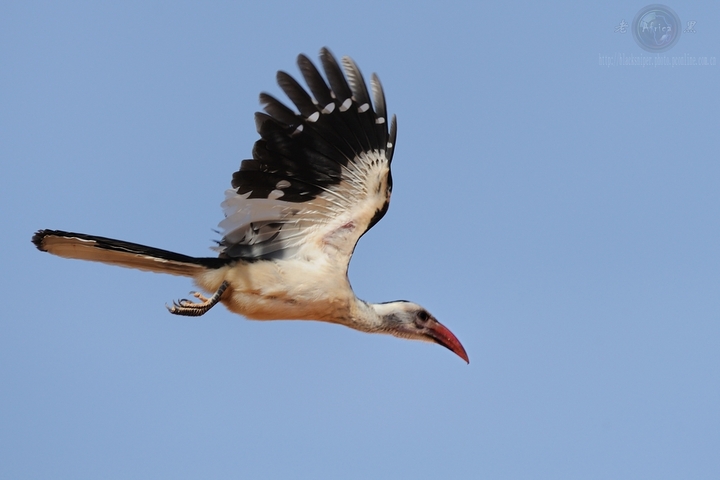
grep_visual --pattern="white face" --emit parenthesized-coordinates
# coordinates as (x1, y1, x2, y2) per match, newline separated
(371, 301, 468, 363)
(372, 301, 437, 342)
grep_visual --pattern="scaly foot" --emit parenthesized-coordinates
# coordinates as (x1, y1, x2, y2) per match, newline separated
(166, 281, 229, 317)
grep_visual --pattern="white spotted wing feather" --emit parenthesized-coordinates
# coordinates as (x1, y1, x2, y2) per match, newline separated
(217, 48, 397, 268)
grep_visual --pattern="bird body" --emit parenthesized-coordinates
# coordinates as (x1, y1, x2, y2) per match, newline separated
(33, 48, 468, 362)
(197, 251, 356, 324)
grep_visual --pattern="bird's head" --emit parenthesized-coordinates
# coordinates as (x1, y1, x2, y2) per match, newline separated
(371, 301, 468, 363)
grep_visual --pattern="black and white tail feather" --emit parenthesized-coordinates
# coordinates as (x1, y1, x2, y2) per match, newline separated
(32, 48, 468, 362)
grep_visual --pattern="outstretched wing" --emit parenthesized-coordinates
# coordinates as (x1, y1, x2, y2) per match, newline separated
(217, 47, 397, 267)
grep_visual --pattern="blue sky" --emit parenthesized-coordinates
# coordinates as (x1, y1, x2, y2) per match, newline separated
(2, 1, 719, 478)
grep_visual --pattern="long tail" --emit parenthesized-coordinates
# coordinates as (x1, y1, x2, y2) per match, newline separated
(32, 229, 230, 277)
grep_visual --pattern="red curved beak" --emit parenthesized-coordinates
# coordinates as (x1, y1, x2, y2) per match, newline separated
(427, 320, 469, 363)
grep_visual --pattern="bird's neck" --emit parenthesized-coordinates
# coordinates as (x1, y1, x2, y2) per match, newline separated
(344, 298, 386, 334)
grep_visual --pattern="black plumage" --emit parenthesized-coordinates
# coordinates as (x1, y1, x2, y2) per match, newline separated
(222, 48, 397, 261)
(230, 48, 392, 205)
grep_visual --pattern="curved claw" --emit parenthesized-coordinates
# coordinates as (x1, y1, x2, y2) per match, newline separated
(165, 281, 230, 318)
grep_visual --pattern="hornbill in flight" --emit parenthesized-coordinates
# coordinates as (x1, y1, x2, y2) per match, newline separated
(33, 48, 468, 363)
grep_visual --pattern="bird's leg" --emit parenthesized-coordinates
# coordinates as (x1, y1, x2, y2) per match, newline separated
(167, 281, 229, 317)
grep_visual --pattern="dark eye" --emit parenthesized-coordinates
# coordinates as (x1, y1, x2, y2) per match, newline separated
(417, 310, 430, 323)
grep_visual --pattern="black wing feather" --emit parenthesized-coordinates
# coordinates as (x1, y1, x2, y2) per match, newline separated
(342, 56, 379, 151)
(371, 73, 389, 158)
(276, 71, 318, 119)
(318, 47, 353, 104)
(223, 48, 394, 260)
(297, 54, 334, 109)
(371, 73, 387, 121)
(259, 93, 298, 127)
(388, 114, 397, 162)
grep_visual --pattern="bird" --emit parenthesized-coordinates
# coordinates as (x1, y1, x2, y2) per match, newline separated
(32, 47, 468, 363)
